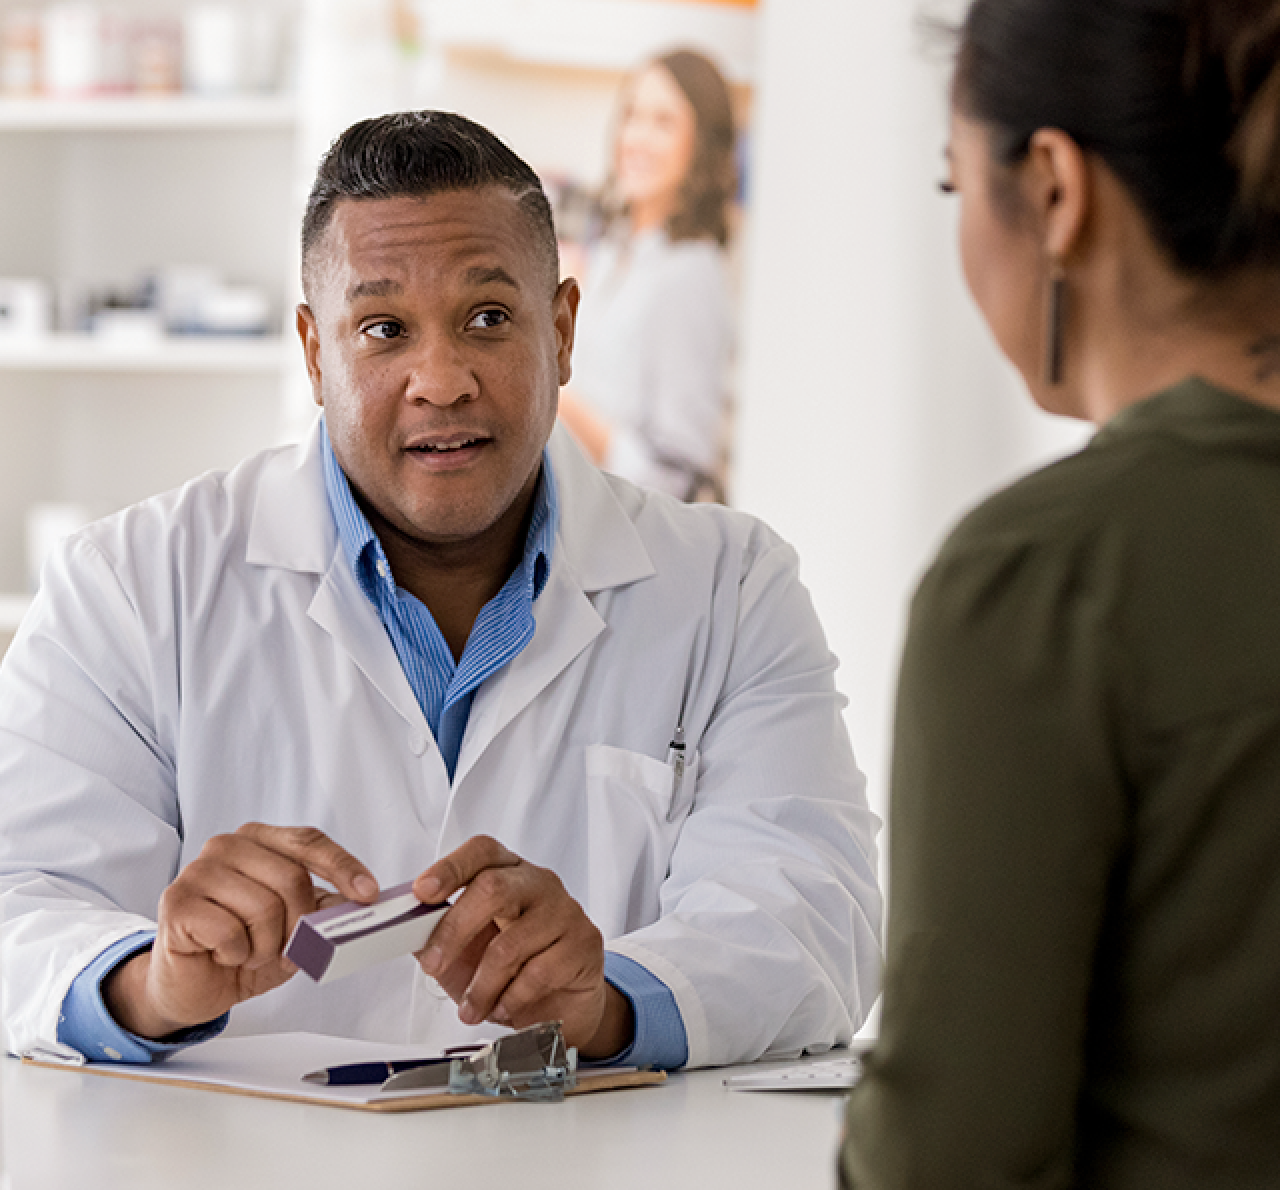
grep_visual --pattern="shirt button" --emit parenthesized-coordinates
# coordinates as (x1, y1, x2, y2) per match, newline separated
(408, 729, 427, 756)
(376, 560, 391, 580)
(103, 1046, 122, 1060)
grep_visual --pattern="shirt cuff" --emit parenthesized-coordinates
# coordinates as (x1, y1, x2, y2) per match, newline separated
(57, 930, 229, 1063)
(597, 951, 688, 1071)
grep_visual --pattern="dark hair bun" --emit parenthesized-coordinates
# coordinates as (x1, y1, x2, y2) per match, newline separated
(957, 0, 1280, 275)
(1194, 0, 1280, 217)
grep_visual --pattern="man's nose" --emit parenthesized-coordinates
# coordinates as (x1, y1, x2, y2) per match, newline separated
(403, 329, 478, 407)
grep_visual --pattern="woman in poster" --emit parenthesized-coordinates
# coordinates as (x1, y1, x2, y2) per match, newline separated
(558, 49, 737, 502)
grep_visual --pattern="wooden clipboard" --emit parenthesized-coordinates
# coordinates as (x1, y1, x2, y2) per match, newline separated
(23, 1032, 667, 1113)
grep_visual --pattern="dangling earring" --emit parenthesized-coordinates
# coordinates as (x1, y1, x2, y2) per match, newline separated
(1044, 259, 1067, 387)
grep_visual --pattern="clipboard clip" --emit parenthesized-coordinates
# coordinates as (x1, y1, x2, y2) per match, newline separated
(381, 1021, 579, 1102)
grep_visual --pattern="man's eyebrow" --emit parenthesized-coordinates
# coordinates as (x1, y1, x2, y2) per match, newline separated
(464, 266, 521, 290)
(345, 279, 402, 303)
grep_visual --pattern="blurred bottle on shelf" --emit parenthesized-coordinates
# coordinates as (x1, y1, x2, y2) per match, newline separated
(183, 5, 239, 94)
(242, 8, 286, 94)
(97, 6, 131, 93)
(153, 265, 271, 335)
(131, 16, 181, 94)
(0, 278, 53, 338)
(0, 7, 41, 95)
(184, 4, 288, 96)
(41, 3, 101, 96)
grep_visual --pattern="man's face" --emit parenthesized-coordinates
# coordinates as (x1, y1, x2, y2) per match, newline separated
(298, 188, 578, 548)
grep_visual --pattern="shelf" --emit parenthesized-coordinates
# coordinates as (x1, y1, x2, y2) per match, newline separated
(0, 95, 297, 131)
(0, 335, 291, 374)
(0, 595, 31, 635)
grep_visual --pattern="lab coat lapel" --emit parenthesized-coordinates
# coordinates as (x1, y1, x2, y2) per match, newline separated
(245, 418, 333, 575)
(245, 417, 427, 735)
(307, 549, 426, 734)
(452, 562, 602, 788)
(450, 428, 657, 786)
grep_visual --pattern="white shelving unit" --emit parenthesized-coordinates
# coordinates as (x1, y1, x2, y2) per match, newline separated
(0, 62, 303, 618)
(0, 334, 290, 374)
(0, 0, 758, 656)
(0, 95, 298, 131)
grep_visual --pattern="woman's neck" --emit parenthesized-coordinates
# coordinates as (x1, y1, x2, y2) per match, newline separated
(626, 196, 673, 235)
(1074, 286, 1280, 424)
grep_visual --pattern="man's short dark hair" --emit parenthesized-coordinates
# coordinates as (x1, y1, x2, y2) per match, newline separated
(301, 110, 560, 294)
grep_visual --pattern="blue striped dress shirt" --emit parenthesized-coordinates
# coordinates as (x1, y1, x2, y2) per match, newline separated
(321, 427, 556, 779)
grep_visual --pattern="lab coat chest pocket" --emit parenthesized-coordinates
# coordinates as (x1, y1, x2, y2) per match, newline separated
(583, 743, 698, 940)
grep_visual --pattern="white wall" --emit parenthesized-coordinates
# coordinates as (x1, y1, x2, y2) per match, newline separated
(734, 0, 1089, 836)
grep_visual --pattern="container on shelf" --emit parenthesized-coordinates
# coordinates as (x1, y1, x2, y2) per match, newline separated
(184, 5, 240, 95)
(0, 1, 293, 100)
(91, 307, 165, 344)
(0, 7, 40, 95)
(131, 17, 182, 94)
(0, 278, 53, 338)
(41, 3, 101, 96)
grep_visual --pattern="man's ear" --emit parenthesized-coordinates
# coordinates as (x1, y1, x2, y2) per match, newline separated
(1025, 128, 1091, 262)
(296, 303, 324, 406)
(552, 277, 581, 388)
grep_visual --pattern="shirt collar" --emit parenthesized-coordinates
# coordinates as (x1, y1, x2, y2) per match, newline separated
(320, 420, 558, 609)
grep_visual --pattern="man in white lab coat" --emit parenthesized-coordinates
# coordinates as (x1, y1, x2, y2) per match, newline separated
(0, 112, 881, 1070)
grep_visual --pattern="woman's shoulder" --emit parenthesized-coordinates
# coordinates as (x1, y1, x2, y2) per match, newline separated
(919, 385, 1280, 734)
(931, 424, 1211, 584)
(947, 382, 1280, 563)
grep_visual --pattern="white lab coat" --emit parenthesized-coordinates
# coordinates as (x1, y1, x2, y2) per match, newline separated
(0, 422, 881, 1068)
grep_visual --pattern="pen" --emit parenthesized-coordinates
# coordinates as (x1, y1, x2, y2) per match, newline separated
(666, 724, 687, 823)
(302, 1045, 484, 1086)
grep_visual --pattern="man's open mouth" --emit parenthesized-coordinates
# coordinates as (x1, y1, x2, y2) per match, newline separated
(408, 437, 488, 454)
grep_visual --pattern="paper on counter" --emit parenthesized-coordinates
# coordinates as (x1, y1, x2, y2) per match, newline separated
(724, 1057, 862, 1092)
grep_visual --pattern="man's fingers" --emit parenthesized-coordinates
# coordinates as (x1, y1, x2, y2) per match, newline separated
(454, 906, 568, 1024)
(419, 863, 533, 979)
(194, 836, 331, 947)
(312, 887, 351, 912)
(486, 942, 598, 1026)
(235, 823, 378, 903)
(410, 840, 606, 1033)
(162, 860, 312, 971)
(425, 922, 499, 1003)
(160, 890, 256, 970)
(414, 835, 519, 904)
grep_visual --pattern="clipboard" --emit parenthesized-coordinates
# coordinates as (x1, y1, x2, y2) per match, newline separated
(23, 1031, 666, 1113)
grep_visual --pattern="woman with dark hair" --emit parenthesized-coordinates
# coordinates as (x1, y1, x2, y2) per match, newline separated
(557, 49, 736, 502)
(842, 1, 1280, 1185)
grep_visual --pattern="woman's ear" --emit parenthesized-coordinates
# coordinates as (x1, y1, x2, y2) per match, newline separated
(1025, 128, 1091, 262)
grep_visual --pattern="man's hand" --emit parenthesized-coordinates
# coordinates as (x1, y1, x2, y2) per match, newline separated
(104, 824, 378, 1040)
(413, 836, 634, 1059)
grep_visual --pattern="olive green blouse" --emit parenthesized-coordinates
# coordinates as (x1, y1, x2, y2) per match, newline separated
(842, 378, 1280, 1189)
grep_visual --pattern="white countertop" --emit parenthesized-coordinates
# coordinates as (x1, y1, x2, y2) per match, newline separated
(2, 1051, 847, 1190)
